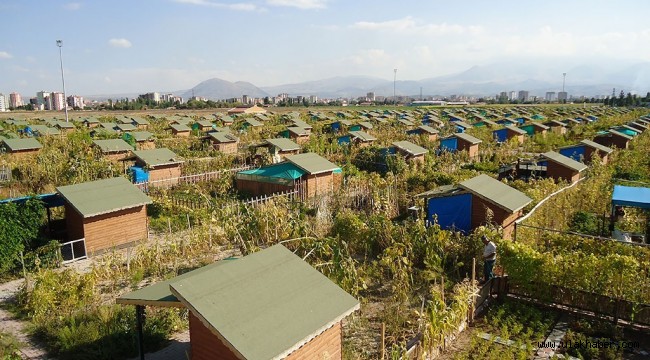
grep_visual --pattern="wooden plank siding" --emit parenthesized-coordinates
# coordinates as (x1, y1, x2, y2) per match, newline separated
(285, 322, 342, 360)
(135, 141, 156, 150)
(214, 142, 238, 154)
(236, 178, 294, 197)
(189, 312, 240, 360)
(457, 141, 479, 158)
(103, 152, 130, 162)
(470, 196, 522, 240)
(546, 162, 581, 183)
(583, 147, 608, 165)
(147, 164, 182, 187)
(189, 312, 342, 360)
(595, 135, 629, 150)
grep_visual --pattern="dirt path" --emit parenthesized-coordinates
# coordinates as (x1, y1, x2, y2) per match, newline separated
(127, 331, 190, 360)
(0, 278, 50, 359)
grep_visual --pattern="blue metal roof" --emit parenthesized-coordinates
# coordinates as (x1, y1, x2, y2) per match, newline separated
(612, 185, 650, 209)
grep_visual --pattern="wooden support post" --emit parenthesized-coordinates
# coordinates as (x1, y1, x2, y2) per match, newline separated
(471, 257, 476, 323)
(136, 305, 145, 360)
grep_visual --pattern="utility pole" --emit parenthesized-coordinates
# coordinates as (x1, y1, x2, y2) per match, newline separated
(393, 68, 397, 105)
(562, 72, 566, 93)
(56, 40, 69, 122)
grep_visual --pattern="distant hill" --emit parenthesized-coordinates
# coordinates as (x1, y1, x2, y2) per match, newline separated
(84, 62, 650, 101)
(181, 78, 269, 100)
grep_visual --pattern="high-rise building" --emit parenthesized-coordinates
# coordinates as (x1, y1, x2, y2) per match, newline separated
(9, 92, 23, 108)
(52, 92, 66, 110)
(367, 92, 375, 101)
(67, 95, 85, 109)
(545, 92, 556, 102)
(558, 92, 568, 102)
(139, 92, 160, 102)
(518, 90, 529, 102)
(36, 91, 51, 110)
(0, 94, 6, 112)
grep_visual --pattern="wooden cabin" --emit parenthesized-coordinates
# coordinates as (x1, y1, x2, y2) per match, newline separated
(236, 152, 342, 198)
(440, 133, 482, 158)
(57, 177, 152, 254)
(206, 132, 239, 154)
(519, 122, 549, 137)
(117, 245, 359, 360)
(82, 118, 100, 128)
(420, 174, 532, 240)
(131, 117, 150, 130)
(130, 148, 184, 186)
(265, 138, 301, 162)
(493, 125, 527, 144)
(594, 130, 632, 150)
(544, 120, 568, 135)
(287, 126, 310, 144)
(169, 123, 191, 137)
(92, 139, 134, 162)
(193, 120, 215, 133)
(1, 138, 43, 157)
(349, 130, 376, 147)
(124, 131, 156, 150)
(392, 140, 428, 163)
(410, 125, 439, 141)
(541, 151, 588, 184)
(559, 139, 614, 165)
(27, 124, 61, 137)
(54, 121, 76, 133)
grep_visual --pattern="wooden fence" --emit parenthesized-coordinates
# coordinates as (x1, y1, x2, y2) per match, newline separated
(135, 165, 253, 192)
(0, 165, 11, 182)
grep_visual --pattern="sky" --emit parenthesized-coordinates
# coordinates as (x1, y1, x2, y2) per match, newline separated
(2, 0, 650, 97)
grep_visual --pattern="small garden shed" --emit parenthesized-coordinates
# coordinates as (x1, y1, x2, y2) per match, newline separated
(1, 138, 43, 157)
(286, 126, 310, 144)
(493, 125, 527, 144)
(130, 148, 184, 186)
(206, 132, 239, 154)
(421, 174, 532, 239)
(236, 152, 342, 198)
(392, 140, 428, 163)
(439, 133, 482, 158)
(594, 129, 632, 149)
(265, 138, 301, 162)
(124, 131, 156, 150)
(559, 139, 614, 165)
(519, 122, 549, 136)
(57, 177, 152, 254)
(544, 120, 568, 135)
(169, 123, 191, 137)
(540, 151, 588, 183)
(117, 245, 359, 360)
(348, 130, 377, 147)
(408, 125, 439, 141)
(93, 139, 134, 162)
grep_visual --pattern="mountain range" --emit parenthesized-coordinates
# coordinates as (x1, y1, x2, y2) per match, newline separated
(87, 62, 650, 101)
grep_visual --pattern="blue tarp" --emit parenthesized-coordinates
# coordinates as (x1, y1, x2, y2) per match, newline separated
(130, 166, 149, 183)
(0, 193, 64, 208)
(427, 193, 472, 233)
(559, 146, 585, 162)
(493, 129, 508, 143)
(440, 137, 457, 152)
(337, 135, 351, 145)
(612, 185, 650, 209)
(406, 129, 420, 136)
(330, 122, 341, 132)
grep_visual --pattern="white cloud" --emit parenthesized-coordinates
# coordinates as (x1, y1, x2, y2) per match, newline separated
(104, 76, 112, 83)
(173, 0, 257, 11)
(0, 51, 13, 59)
(64, 3, 82, 10)
(266, 0, 327, 9)
(108, 38, 132, 48)
(352, 16, 482, 36)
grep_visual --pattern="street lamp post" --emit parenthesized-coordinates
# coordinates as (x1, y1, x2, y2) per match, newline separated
(56, 40, 69, 122)
(393, 68, 397, 105)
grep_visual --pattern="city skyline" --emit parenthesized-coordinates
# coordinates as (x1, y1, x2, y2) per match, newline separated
(2, 0, 650, 96)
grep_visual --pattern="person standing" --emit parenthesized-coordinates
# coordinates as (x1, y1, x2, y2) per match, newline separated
(481, 235, 497, 283)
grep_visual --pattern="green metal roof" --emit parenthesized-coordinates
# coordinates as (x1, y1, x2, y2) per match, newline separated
(459, 174, 532, 213)
(358, 121, 373, 129)
(133, 148, 183, 167)
(542, 151, 588, 172)
(2, 138, 43, 151)
(607, 129, 633, 140)
(131, 117, 150, 125)
(93, 139, 134, 153)
(245, 118, 263, 127)
(285, 152, 341, 175)
(208, 132, 238, 143)
(56, 177, 152, 218)
(580, 139, 613, 154)
(291, 119, 312, 129)
(454, 121, 472, 129)
(392, 141, 428, 156)
(117, 258, 237, 307)
(418, 125, 439, 134)
(169, 123, 190, 132)
(398, 119, 415, 126)
(55, 121, 75, 129)
(29, 124, 61, 136)
(169, 245, 360, 360)
(239, 162, 306, 180)
(349, 130, 376, 142)
(287, 126, 308, 136)
(127, 131, 154, 142)
(454, 132, 482, 144)
(265, 138, 300, 151)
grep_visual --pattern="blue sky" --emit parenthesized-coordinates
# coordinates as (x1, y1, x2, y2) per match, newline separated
(1, 0, 650, 96)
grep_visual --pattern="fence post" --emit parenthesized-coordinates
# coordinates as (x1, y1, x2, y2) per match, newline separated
(380, 322, 385, 360)
(471, 257, 476, 323)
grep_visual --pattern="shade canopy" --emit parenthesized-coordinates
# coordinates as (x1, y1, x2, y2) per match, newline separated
(612, 185, 650, 209)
